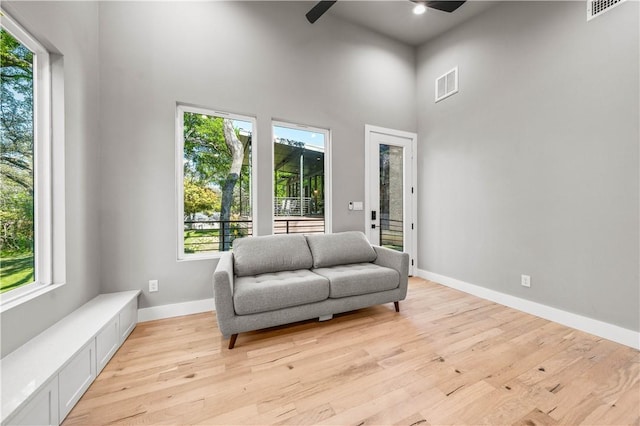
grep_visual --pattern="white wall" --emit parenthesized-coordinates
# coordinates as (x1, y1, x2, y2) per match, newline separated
(97, 2, 416, 308)
(1, 2, 101, 357)
(416, 1, 639, 331)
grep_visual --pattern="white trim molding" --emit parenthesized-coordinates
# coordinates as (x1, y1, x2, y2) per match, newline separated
(0, 9, 66, 309)
(364, 124, 418, 276)
(416, 269, 640, 350)
(138, 298, 214, 323)
(175, 103, 258, 261)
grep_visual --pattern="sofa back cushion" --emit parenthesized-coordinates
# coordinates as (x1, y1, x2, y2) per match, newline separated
(305, 231, 377, 268)
(232, 234, 313, 277)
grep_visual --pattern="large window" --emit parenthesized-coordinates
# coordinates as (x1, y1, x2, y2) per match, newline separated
(1, 10, 60, 304)
(176, 105, 256, 259)
(273, 121, 331, 234)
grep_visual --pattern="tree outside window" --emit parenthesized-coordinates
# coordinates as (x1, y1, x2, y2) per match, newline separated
(178, 107, 254, 257)
(0, 28, 35, 293)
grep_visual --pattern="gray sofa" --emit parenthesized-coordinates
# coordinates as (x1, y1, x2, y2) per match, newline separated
(213, 231, 409, 348)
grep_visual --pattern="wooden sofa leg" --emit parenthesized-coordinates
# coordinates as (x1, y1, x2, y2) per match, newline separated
(394, 301, 400, 313)
(228, 334, 238, 349)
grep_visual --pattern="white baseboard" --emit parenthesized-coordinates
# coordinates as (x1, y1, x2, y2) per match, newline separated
(138, 298, 215, 322)
(416, 269, 640, 350)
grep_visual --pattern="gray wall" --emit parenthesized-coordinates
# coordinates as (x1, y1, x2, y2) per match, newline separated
(416, 1, 639, 331)
(3, 0, 637, 358)
(0, 2, 101, 357)
(98, 2, 416, 308)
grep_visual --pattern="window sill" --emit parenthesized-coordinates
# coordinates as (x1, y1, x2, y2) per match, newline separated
(177, 252, 224, 262)
(0, 283, 65, 314)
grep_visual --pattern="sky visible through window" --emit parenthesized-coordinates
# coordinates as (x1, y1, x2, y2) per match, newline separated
(233, 121, 325, 149)
(274, 125, 325, 150)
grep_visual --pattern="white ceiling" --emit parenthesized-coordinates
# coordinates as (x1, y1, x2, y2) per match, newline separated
(325, 1, 498, 46)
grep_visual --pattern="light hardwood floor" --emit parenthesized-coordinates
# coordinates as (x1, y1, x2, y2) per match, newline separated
(64, 277, 639, 425)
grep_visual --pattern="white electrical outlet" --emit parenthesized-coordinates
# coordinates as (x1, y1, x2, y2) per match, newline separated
(521, 275, 531, 288)
(149, 279, 159, 292)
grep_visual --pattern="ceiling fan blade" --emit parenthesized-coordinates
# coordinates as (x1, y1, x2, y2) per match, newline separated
(425, 1, 466, 13)
(306, 1, 338, 23)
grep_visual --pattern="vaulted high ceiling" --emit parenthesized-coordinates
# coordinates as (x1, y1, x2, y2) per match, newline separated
(325, 0, 498, 46)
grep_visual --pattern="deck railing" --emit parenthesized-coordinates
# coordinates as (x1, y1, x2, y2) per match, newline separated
(380, 218, 403, 251)
(273, 218, 324, 235)
(274, 197, 314, 216)
(184, 217, 325, 253)
(184, 219, 253, 253)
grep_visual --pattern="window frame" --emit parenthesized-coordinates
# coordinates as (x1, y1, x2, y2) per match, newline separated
(271, 120, 332, 235)
(175, 103, 258, 261)
(0, 9, 65, 309)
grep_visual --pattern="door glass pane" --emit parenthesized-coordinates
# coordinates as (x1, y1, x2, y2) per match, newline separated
(379, 144, 403, 251)
(273, 125, 326, 235)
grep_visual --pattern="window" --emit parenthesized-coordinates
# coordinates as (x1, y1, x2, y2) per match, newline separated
(0, 10, 62, 305)
(272, 121, 331, 235)
(176, 105, 256, 259)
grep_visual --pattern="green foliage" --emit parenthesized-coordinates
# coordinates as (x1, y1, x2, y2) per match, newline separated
(0, 184, 34, 252)
(0, 253, 34, 292)
(183, 178, 220, 218)
(273, 139, 306, 200)
(182, 113, 251, 219)
(183, 113, 251, 213)
(183, 228, 219, 254)
(182, 216, 249, 254)
(1, 28, 35, 285)
(183, 113, 230, 187)
(1, 29, 34, 192)
(182, 113, 253, 252)
(1, 29, 33, 73)
(229, 219, 248, 239)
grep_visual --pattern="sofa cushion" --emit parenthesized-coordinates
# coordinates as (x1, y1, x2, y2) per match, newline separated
(313, 263, 399, 298)
(305, 231, 377, 268)
(233, 234, 313, 277)
(233, 270, 329, 315)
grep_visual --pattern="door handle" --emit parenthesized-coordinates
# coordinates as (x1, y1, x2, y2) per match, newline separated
(371, 211, 377, 220)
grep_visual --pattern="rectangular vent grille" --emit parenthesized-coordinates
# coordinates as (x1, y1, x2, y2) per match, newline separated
(587, 0, 626, 20)
(435, 67, 458, 103)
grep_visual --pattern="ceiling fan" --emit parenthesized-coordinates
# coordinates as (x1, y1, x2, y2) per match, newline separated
(305, 1, 466, 24)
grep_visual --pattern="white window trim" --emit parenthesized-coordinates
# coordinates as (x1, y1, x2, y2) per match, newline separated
(0, 10, 65, 310)
(271, 120, 332, 235)
(175, 103, 258, 261)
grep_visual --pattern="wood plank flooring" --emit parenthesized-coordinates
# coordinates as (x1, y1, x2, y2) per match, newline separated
(63, 277, 640, 425)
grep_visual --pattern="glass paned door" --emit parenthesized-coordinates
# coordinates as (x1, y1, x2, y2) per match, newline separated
(366, 126, 416, 274)
(379, 144, 404, 251)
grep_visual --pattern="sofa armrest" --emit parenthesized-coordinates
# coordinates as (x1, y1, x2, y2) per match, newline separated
(372, 245, 409, 299)
(213, 252, 236, 324)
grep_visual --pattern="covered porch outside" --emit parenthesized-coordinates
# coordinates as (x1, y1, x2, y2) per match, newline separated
(273, 135, 325, 234)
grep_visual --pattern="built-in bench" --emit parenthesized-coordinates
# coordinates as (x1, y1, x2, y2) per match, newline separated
(1, 290, 140, 425)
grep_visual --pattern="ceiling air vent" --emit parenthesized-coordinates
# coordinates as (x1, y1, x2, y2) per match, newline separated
(435, 67, 458, 103)
(587, 0, 626, 20)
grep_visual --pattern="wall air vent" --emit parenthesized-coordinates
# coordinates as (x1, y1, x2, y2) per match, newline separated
(587, 0, 626, 20)
(435, 67, 458, 103)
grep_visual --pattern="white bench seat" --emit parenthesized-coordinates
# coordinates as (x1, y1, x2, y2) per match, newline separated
(1, 290, 140, 425)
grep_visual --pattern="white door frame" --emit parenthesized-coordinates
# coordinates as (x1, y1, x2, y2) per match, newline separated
(364, 124, 417, 275)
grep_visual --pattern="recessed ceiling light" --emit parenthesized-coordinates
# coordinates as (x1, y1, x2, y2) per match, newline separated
(413, 3, 427, 15)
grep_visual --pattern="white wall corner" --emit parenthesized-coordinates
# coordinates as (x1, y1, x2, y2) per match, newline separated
(415, 269, 640, 350)
(138, 298, 215, 323)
